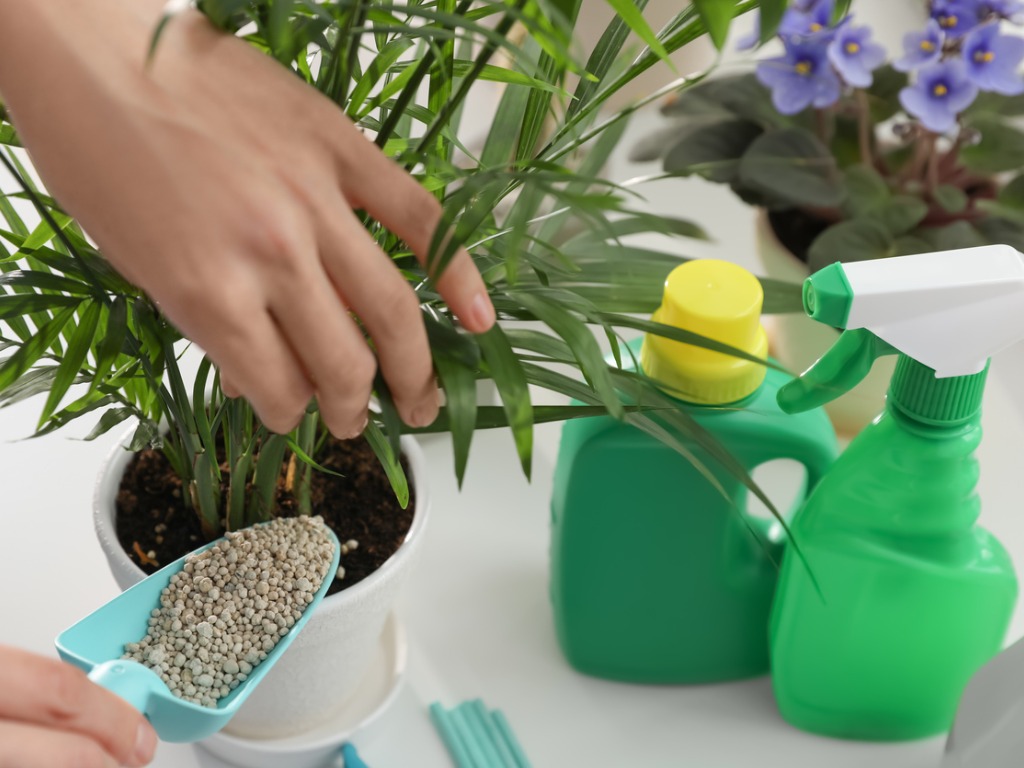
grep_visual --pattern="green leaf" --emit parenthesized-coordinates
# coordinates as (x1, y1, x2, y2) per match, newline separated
(999, 173, 1024, 210)
(0, 305, 77, 394)
(864, 66, 908, 123)
(431, 346, 478, 487)
(757, 0, 788, 43)
(807, 218, 895, 273)
(966, 90, 1024, 118)
(88, 297, 127, 396)
(364, 419, 410, 508)
(870, 195, 928, 237)
(83, 407, 137, 441)
(0, 270, 93, 295)
(917, 220, 988, 250)
(128, 418, 161, 452)
(409, 404, 670, 432)
(664, 73, 790, 128)
(0, 293, 83, 320)
(663, 119, 763, 183)
(974, 214, 1024, 251)
(21, 210, 74, 251)
(961, 115, 1024, 173)
(738, 128, 844, 207)
(841, 164, 890, 217)
(39, 299, 101, 425)
(511, 291, 623, 418)
(602, 0, 671, 64)
(933, 185, 968, 214)
(476, 324, 533, 479)
(693, 0, 736, 50)
(249, 434, 289, 523)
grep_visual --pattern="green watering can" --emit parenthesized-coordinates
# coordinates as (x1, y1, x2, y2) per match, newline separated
(55, 525, 340, 743)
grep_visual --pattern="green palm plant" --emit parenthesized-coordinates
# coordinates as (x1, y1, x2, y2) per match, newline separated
(0, 0, 801, 553)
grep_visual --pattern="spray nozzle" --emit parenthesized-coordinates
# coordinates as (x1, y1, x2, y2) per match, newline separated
(778, 244, 1024, 421)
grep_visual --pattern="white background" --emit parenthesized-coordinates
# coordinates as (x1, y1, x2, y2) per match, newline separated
(4, 2, 1022, 767)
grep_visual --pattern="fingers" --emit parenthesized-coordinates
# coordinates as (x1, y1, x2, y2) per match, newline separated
(340, 137, 496, 334)
(160, 283, 314, 434)
(0, 721, 119, 768)
(0, 647, 157, 767)
(314, 202, 439, 429)
(267, 258, 379, 439)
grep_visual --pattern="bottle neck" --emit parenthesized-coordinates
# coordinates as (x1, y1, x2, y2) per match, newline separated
(888, 355, 988, 428)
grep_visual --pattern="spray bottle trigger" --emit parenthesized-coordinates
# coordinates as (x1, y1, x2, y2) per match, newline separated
(777, 328, 898, 414)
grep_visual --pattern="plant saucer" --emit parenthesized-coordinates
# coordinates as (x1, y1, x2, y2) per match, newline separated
(197, 614, 407, 768)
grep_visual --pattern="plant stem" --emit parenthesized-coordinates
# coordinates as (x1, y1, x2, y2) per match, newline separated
(925, 133, 940, 191)
(295, 410, 316, 517)
(855, 90, 874, 169)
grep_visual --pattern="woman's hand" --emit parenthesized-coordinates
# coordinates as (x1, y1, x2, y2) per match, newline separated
(0, 645, 158, 767)
(0, 0, 495, 437)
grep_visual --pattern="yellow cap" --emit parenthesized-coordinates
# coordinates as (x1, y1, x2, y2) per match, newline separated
(640, 259, 768, 404)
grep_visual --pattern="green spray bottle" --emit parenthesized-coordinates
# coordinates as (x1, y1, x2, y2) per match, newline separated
(549, 259, 837, 684)
(771, 245, 1022, 741)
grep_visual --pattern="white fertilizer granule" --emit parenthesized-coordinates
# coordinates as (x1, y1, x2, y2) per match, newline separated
(124, 515, 335, 708)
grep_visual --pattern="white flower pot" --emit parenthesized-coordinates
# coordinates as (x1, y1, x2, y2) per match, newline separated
(93, 430, 430, 747)
(755, 210, 895, 438)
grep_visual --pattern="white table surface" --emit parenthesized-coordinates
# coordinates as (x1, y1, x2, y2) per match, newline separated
(5, 7, 1024, 763)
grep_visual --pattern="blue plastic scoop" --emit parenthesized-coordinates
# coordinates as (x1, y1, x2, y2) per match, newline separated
(55, 524, 340, 743)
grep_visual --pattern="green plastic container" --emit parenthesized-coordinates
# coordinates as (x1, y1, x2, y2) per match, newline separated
(549, 260, 837, 683)
(770, 355, 1018, 740)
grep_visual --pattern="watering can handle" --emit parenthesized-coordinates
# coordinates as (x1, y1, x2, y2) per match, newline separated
(88, 659, 161, 715)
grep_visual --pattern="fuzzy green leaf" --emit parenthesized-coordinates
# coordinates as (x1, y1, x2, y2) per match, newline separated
(933, 185, 968, 214)
(663, 120, 763, 183)
(738, 128, 843, 207)
(807, 218, 895, 273)
(961, 116, 1024, 173)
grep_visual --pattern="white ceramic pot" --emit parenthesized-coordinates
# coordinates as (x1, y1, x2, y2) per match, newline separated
(93, 431, 430, 747)
(755, 210, 895, 438)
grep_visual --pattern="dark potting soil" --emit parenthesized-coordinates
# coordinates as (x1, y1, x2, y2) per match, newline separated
(767, 208, 829, 265)
(115, 436, 414, 597)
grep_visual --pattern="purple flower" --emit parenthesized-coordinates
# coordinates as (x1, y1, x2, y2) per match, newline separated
(779, 0, 837, 40)
(932, 0, 984, 36)
(894, 20, 945, 72)
(962, 22, 1024, 93)
(756, 37, 842, 114)
(899, 58, 979, 132)
(827, 24, 886, 87)
(973, 0, 1024, 21)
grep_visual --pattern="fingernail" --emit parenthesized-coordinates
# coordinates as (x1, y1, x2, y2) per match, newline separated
(134, 721, 157, 765)
(344, 415, 369, 440)
(411, 403, 439, 428)
(468, 292, 495, 332)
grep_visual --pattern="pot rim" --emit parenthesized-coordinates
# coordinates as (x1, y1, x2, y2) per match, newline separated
(93, 427, 430, 607)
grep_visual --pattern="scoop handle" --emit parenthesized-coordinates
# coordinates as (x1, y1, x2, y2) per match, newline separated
(88, 659, 162, 715)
